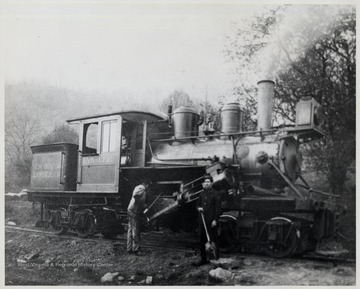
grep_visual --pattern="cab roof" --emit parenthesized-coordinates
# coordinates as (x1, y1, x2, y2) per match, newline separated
(67, 110, 166, 124)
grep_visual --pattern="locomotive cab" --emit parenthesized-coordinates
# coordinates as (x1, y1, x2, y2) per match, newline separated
(67, 111, 168, 193)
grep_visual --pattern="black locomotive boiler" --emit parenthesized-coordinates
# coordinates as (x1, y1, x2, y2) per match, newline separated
(27, 80, 342, 257)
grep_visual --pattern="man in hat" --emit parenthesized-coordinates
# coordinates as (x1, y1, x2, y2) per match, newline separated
(127, 180, 149, 255)
(193, 174, 222, 266)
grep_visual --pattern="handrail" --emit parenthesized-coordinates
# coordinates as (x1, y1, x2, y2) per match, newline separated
(296, 184, 340, 198)
(150, 128, 277, 142)
(297, 173, 339, 198)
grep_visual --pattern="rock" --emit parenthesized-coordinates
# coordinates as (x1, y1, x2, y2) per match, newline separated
(29, 234, 44, 241)
(243, 259, 253, 266)
(138, 279, 146, 284)
(211, 257, 240, 269)
(128, 275, 136, 281)
(25, 250, 40, 260)
(16, 258, 27, 264)
(101, 273, 114, 283)
(44, 257, 55, 265)
(316, 249, 349, 256)
(6, 240, 13, 244)
(117, 276, 125, 281)
(101, 272, 119, 283)
(6, 191, 28, 199)
(7, 221, 17, 226)
(211, 257, 236, 265)
(69, 240, 77, 247)
(74, 268, 78, 272)
(146, 276, 153, 284)
(209, 267, 234, 282)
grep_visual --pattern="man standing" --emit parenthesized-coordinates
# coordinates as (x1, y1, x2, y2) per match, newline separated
(193, 175, 222, 266)
(127, 181, 149, 255)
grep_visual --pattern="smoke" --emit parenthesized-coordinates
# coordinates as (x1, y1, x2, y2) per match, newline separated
(257, 5, 353, 80)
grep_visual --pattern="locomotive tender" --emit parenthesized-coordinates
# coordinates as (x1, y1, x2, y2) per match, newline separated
(27, 80, 341, 257)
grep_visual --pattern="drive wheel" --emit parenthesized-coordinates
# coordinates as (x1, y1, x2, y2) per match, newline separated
(262, 217, 298, 258)
(76, 213, 96, 238)
(46, 210, 68, 235)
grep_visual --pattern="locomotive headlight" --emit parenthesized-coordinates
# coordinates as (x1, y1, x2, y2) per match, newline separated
(295, 97, 323, 128)
(296, 101, 312, 125)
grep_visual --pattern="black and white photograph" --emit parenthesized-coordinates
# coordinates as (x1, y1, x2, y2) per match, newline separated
(2, 0, 356, 286)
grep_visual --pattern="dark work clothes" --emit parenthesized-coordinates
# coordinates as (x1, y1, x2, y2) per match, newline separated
(196, 188, 222, 261)
(196, 188, 222, 226)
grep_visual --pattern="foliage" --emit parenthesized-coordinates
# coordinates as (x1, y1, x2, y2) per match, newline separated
(5, 112, 42, 192)
(224, 6, 355, 194)
(198, 101, 222, 133)
(160, 89, 223, 132)
(159, 89, 196, 112)
(42, 124, 79, 144)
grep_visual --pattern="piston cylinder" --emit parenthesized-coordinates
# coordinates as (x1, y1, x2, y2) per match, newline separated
(172, 106, 200, 138)
(257, 80, 274, 131)
(221, 103, 243, 134)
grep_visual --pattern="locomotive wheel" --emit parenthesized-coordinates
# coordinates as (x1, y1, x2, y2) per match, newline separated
(218, 215, 239, 253)
(75, 213, 96, 238)
(262, 217, 298, 258)
(45, 210, 68, 235)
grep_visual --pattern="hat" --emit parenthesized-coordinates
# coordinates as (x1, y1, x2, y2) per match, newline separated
(203, 175, 213, 182)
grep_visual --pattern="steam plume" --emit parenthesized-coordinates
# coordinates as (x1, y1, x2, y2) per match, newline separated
(258, 5, 353, 80)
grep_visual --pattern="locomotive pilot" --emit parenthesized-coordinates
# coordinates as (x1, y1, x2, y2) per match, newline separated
(193, 175, 222, 266)
(127, 180, 149, 255)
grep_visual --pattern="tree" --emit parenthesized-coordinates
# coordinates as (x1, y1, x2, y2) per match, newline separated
(224, 6, 355, 194)
(198, 101, 222, 133)
(42, 124, 79, 144)
(160, 89, 195, 113)
(5, 112, 42, 192)
(160, 89, 224, 133)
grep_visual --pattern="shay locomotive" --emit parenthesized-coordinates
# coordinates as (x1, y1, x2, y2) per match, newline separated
(27, 80, 342, 257)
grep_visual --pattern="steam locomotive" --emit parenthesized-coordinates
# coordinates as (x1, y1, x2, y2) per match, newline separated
(27, 80, 341, 257)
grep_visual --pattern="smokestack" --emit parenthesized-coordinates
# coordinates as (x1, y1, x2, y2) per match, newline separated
(257, 80, 275, 131)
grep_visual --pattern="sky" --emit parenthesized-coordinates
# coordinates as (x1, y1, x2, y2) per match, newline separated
(1, 0, 356, 108)
(1, 1, 262, 106)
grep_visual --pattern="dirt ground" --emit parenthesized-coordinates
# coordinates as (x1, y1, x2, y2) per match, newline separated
(5, 226, 356, 286)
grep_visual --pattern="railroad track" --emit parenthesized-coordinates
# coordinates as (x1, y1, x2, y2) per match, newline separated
(6, 225, 355, 265)
(5, 225, 197, 253)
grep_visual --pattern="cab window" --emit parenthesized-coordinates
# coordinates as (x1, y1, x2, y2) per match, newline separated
(83, 123, 98, 154)
(101, 120, 117, 153)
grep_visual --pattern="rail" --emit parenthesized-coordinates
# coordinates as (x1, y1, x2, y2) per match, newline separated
(150, 128, 278, 142)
